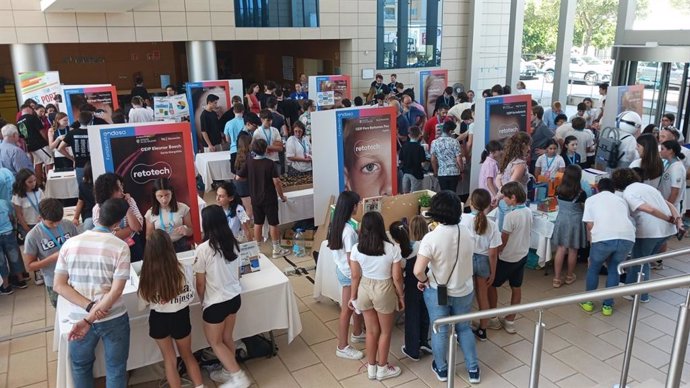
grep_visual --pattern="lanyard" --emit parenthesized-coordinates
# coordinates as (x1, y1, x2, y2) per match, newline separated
(39, 222, 65, 248)
(26, 191, 39, 214)
(262, 127, 272, 145)
(158, 209, 175, 233)
(567, 153, 577, 165)
(298, 139, 308, 154)
(545, 156, 556, 170)
(93, 225, 111, 233)
(57, 128, 67, 137)
(513, 204, 527, 210)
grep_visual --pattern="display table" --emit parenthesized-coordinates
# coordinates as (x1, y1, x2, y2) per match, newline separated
(194, 151, 233, 191)
(45, 170, 79, 199)
(53, 255, 302, 388)
(313, 240, 342, 304)
(279, 188, 314, 225)
(488, 205, 556, 267)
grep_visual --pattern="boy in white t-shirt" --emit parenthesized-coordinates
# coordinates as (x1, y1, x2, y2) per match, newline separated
(488, 182, 532, 335)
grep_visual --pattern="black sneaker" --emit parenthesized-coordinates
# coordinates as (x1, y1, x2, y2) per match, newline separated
(419, 343, 432, 354)
(0, 286, 13, 295)
(12, 280, 27, 289)
(473, 328, 487, 342)
(431, 361, 448, 382)
(468, 367, 481, 384)
(400, 345, 420, 361)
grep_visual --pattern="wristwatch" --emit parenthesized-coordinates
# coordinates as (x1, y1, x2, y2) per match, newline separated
(85, 301, 95, 313)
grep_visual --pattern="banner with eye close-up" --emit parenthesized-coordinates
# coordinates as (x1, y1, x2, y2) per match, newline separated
(185, 80, 232, 152)
(88, 122, 201, 243)
(418, 69, 448, 116)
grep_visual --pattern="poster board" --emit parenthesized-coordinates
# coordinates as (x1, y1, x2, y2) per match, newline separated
(601, 84, 644, 129)
(153, 94, 190, 121)
(88, 122, 201, 243)
(470, 94, 533, 192)
(311, 106, 397, 224)
(308, 75, 352, 111)
(63, 85, 119, 124)
(185, 80, 232, 152)
(17, 71, 62, 107)
(417, 69, 448, 116)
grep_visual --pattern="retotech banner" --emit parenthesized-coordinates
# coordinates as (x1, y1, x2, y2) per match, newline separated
(89, 122, 201, 242)
(484, 94, 533, 145)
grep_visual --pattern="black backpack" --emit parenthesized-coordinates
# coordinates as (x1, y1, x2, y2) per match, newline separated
(596, 127, 630, 169)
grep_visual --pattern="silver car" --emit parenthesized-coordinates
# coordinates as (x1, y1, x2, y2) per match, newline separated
(542, 55, 613, 85)
(636, 61, 685, 89)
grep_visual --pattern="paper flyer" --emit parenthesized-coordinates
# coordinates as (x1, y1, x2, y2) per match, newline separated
(483, 94, 532, 145)
(418, 69, 448, 116)
(17, 71, 62, 107)
(185, 80, 231, 152)
(335, 106, 397, 197)
(63, 85, 119, 124)
(89, 122, 201, 242)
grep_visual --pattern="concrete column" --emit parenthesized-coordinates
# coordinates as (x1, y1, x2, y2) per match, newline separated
(186, 41, 218, 82)
(552, 0, 576, 105)
(10, 44, 50, 104)
(465, 0, 483, 90)
(506, 0, 525, 90)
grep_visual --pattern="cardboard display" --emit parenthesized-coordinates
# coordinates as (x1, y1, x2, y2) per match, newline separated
(88, 121, 201, 243)
(308, 75, 352, 111)
(601, 84, 644, 129)
(417, 69, 448, 116)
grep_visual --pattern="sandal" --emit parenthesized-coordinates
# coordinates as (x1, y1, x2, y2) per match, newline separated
(565, 274, 577, 285)
(552, 278, 562, 288)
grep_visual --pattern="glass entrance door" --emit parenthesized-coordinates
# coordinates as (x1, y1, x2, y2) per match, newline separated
(633, 61, 689, 132)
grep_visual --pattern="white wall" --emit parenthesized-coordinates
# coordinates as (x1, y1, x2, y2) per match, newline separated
(473, 0, 510, 89)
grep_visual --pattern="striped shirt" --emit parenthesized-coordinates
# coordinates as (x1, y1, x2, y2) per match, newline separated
(92, 196, 143, 230)
(54, 230, 131, 322)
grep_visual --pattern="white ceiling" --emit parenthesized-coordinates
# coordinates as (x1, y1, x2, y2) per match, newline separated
(40, 0, 154, 13)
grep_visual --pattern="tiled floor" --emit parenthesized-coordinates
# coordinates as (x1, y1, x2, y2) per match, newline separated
(2, 237, 690, 387)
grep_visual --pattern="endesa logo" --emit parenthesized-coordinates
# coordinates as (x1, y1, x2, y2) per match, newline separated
(130, 162, 172, 184)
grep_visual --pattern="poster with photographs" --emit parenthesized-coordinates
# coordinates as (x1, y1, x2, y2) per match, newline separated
(309, 75, 351, 111)
(63, 85, 119, 124)
(153, 94, 190, 121)
(185, 80, 231, 152)
(88, 122, 201, 242)
(484, 94, 532, 145)
(335, 106, 398, 198)
(418, 69, 448, 116)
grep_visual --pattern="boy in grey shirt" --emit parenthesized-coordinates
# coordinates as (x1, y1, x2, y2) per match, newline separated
(23, 198, 78, 307)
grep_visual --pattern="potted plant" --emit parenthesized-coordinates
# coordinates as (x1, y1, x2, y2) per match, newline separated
(418, 193, 431, 215)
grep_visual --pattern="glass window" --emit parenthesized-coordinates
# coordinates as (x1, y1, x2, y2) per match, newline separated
(235, 0, 319, 27)
(632, 0, 690, 30)
(377, 0, 443, 69)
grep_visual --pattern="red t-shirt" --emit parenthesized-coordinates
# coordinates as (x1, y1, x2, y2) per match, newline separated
(423, 116, 450, 145)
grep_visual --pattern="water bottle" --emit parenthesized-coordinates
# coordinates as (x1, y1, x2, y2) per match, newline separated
(292, 228, 306, 257)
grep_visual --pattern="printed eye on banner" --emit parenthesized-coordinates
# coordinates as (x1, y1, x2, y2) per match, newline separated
(131, 162, 173, 184)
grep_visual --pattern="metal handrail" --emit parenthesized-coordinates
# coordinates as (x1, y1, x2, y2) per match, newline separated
(433, 272, 690, 388)
(617, 247, 690, 274)
(432, 274, 690, 330)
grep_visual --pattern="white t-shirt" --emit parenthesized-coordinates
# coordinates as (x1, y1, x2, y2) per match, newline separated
(149, 265, 196, 313)
(681, 147, 690, 170)
(350, 241, 402, 280)
(564, 128, 595, 161)
(622, 183, 676, 239)
(629, 159, 661, 187)
(659, 160, 686, 212)
(144, 202, 190, 242)
(418, 223, 474, 297)
(499, 207, 532, 263)
(535, 154, 565, 178)
(193, 241, 241, 309)
(128, 106, 154, 123)
(331, 223, 357, 278)
(618, 135, 639, 167)
(285, 136, 312, 172)
(225, 205, 250, 241)
(12, 189, 43, 225)
(460, 213, 502, 256)
(253, 126, 282, 162)
(554, 123, 572, 141)
(582, 191, 636, 243)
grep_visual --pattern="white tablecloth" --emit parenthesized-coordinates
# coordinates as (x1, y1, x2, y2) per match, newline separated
(194, 151, 234, 191)
(45, 170, 79, 199)
(279, 188, 314, 225)
(313, 240, 342, 304)
(488, 205, 556, 267)
(53, 255, 302, 388)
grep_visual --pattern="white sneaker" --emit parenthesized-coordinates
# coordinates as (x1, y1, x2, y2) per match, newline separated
(210, 367, 233, 383)
(376, 363, 402, 381)
(218, 370, 250, 388)
(499, 317, 516, 334)
(336, 345, 364, 360)
(272, 247, 291, 258)
(487, 317, 502, 330)
(34, 271, 44, 286)
(350, 331, 366, 343)
(367, 364, 377, 380)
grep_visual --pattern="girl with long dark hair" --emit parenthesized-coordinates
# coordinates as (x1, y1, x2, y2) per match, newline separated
(144, 178, 193, 252)
(216, 181, 252, 242)
(552, 165, 587, 287)
(629, 133, 663, 186)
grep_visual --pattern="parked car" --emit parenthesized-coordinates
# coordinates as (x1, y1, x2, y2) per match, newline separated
(637, 61, 685, 89)
(541, 55, 613, 85)
(520, 59, 538, 79)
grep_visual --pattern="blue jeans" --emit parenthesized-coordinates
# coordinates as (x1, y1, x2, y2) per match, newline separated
(586, 239, 634, 306)
(626, 237, 668, 300)
(0, 232, 25, 279)
(75, 167, 85, 187)
(69, 313, 130, 388)
(423, 287, 478, 372)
